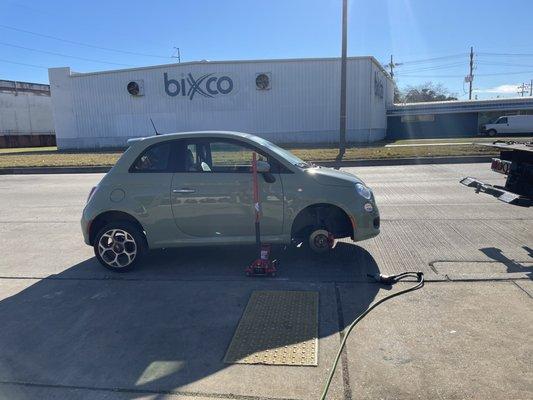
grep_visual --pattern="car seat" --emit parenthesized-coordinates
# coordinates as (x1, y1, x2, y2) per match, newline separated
(185, 149, 196, 171)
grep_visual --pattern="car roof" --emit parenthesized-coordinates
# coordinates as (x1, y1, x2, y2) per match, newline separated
(127, 131, 260, 147)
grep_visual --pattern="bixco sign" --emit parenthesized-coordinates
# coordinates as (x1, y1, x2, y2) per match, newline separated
(164, 72, 234, 100)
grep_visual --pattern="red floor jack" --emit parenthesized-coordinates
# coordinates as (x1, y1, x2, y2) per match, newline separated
(245, 153, 278, 277)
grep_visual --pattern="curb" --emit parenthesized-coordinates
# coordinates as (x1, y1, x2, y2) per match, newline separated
(0, 155, 492, 175)
(0, 166, 111, 175)
(317, 155, 492, 168)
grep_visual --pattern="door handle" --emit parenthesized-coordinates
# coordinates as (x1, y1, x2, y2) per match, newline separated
(173, 188, 196, 194)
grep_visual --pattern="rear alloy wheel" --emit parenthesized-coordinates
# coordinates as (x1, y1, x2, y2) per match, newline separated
(94, 222, 146, 271)
(487, 129, 497, 137)
(308, 229, 333, 254)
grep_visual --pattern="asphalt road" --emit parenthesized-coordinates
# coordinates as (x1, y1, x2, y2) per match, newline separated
(0, 163, 531, 399)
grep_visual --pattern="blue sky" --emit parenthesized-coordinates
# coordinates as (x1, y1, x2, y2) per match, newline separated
(1, 0, 533, 99)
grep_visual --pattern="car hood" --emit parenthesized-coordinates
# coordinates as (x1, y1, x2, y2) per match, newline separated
(305, 166, 363, 187)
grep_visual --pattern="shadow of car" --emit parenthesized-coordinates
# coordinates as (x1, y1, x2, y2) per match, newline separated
(0, 242, 381, 398)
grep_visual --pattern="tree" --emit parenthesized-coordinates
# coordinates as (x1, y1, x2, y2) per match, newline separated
(399, 82, 457, 103)
(393, 85, 402, 103)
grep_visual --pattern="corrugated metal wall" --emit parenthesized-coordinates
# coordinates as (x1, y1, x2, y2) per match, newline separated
(0, 90, 54, 136)
(387, 112, 479, 139)
(49, 58, 393, 149)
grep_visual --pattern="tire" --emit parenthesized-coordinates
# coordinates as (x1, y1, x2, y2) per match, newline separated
(487, 129, 497, 137)
(308, 229, 333, 254)
(93, 221, 147, 272)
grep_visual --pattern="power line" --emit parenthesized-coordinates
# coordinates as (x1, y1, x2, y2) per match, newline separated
(398, 61, 465, 74)
(0, 41, 134, 67)
(382, 54, 466, 78)
(399, 53, 468, 65)
(477, 70, 533, 76)
(477, 61, 533, 68)
(478, 52, 533, 57)
(397, 70, 533, 78)
(387, 51, 533, 71)
(0, 23, 170, 59)
(0, 58, 48, 69)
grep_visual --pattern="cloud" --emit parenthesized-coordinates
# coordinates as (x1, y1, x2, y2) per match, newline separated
(475, 84, 520, 94)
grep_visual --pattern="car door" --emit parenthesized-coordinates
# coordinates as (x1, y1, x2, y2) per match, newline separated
(510, 116, 524, 133)
(123, 140, 180, 247)
(497, 117, 510, 134)
(170, 138, 284, 239)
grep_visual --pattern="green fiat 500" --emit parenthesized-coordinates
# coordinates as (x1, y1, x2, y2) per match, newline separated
(82, 131, 380, 271)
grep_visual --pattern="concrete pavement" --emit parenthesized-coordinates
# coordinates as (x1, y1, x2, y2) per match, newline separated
(0, 163, 531, 399)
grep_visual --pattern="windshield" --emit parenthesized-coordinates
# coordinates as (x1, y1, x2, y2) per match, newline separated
(252, 135, 311, 168)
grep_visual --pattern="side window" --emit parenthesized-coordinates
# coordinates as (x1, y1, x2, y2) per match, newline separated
(497, 117, 508, 124)
(173, 138, 290, 173)
(209, 141, 267, 173)
(131, 142, 172, 172)
(211, 142, 253, 171)
(178, 141, 212, 172)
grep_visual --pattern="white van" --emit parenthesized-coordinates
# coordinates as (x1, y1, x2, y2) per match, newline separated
(482, 115, 533, 136)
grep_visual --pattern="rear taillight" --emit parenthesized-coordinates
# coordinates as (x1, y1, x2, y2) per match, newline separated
(87, 186, 98, 203)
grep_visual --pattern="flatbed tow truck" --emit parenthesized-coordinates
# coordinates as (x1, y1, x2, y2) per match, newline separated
(460, 140, 533, 207)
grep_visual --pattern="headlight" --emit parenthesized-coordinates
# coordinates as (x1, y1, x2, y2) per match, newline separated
(355, 183, 372, 200)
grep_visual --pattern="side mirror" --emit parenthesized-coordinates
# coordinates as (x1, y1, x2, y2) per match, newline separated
(256, 160, 271, 173)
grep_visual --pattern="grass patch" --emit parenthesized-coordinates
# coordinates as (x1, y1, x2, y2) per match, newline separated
(0, 151, 122, 168)
(291, 144, 497, 162)
(390, 136, 532, 145)
(0, 143, 498, 169)
(0, 146, 57, 154)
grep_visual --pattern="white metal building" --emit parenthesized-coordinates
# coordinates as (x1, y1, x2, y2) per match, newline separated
(49, 57, 394, 149)
(0, 80, 54, 147)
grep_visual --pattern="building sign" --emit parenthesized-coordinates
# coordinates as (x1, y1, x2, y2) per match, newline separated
(164, 72, 234, 100)
(374, 72, 384, 99)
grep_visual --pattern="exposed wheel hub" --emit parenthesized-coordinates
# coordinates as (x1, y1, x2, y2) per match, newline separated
(314, 234, 329, 248)
(309, 229, 333, 253)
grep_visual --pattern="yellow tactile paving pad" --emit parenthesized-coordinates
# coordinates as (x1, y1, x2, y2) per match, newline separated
(224, 290, 319, 366)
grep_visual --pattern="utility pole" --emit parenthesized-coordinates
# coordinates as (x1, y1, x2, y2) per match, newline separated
(387, 55, 403, 79)
(530, 79, 532, 96)
(172, 47, 181, 63)
(468, 46, 474, 100)
(517, 82, 528, 97)
(337, 0, 348, 161)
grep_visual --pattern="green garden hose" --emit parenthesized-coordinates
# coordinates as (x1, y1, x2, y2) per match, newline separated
(320, 271, 425, 400)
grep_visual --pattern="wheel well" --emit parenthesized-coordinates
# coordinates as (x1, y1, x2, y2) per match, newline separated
(89, 211, 145, 245)
(291, 203, 353, 240)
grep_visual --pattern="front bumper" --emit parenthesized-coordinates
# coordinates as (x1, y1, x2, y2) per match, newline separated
(350, 202, 380, 241)
(81, 207, 92, 245)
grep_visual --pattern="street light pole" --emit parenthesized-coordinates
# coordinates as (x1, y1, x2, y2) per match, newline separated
(337, 0, 348, 160)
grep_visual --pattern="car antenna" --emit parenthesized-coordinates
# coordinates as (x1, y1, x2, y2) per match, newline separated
(149, 117, 160, 135)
